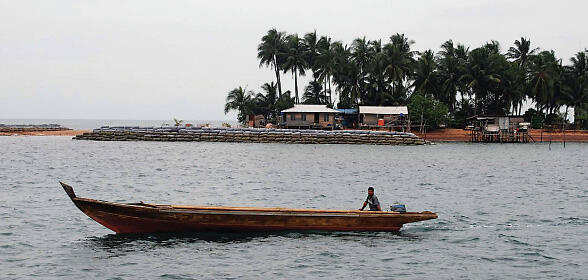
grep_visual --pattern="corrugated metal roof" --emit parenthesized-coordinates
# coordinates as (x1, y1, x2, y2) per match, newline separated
(281, 104, 340, 113)
(359, 106, 408, 115)
(336, 109, 358, 114)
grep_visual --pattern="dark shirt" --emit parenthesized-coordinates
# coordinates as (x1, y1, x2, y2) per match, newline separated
(365, 195, 381, 211)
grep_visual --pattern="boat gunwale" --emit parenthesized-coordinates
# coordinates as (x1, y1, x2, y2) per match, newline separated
(73, 197, 437, 218)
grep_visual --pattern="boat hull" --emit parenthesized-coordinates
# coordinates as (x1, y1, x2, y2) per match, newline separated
(61, 182, 437, 234)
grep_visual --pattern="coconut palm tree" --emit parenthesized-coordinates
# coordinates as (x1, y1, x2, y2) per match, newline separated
(302, 81, 325, 104)
(412, 50, 440, 98)
(224, 86, 255, 125)
(258, 29, 286, 97)
(461, 46, 502, 115)
(562, 51, 588, 126)
(383, 33, 416, 104)
(507, 37, 539, 68)
(314, 36, 338, 103)
(275, 90, 296, 117)
(350, 37, 374, 73)
(303, 30, 320, 74)
(527, 50, 562, 114)
(282, 34, 309, 104)
(437, 40, 467, 112)
(363, 51, 394, 105)
(254, 82, 278, 120)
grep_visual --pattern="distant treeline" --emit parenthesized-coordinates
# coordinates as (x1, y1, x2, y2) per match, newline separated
(225, 29, 588, 128)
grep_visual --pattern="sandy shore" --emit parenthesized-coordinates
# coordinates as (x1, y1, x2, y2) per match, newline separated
(3, 128, 587, 142)
(414, 128, 588, 142)
(0, 130, 90, 136)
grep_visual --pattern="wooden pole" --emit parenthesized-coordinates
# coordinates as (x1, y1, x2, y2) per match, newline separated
(563, 123, 566, 148)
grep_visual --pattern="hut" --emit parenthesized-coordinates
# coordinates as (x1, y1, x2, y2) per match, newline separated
(469, 115, 531, 142)
(281, 104, 339, 129)
(336, 108, 359, 129)
(247, 114, 266, 128)
(359, 106, 409, 130)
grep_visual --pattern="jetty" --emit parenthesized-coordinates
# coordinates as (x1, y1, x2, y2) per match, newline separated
(73, 126, 428, 145)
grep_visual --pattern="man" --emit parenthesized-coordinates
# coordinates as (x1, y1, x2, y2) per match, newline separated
(359, 186, 382, 211)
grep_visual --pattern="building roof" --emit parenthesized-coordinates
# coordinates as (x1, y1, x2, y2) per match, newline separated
(336, 108, 358, 114)
(359, 106, 408, 115)
(281, 104, 340, 113)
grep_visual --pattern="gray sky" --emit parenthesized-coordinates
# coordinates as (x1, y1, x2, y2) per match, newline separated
(1, 0, 587, 121)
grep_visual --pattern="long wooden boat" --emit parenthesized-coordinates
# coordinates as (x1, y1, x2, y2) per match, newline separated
(60, 182, 437, 233)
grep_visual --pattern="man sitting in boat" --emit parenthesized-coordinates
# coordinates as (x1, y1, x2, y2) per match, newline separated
(359, 186, 382, 211)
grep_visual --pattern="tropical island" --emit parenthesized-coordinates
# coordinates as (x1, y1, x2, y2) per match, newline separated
(225, 29, 588, 134)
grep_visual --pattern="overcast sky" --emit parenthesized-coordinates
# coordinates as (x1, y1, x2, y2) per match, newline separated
(1, 0, 587, 121)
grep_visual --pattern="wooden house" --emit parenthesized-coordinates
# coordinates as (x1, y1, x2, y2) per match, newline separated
(469, 115, 531, 142)
(281, 105, 339, 129)
(359, 106, 409, 130)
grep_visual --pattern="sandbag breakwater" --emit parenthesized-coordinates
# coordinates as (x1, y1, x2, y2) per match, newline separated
(74, 127, 428, 145)
(0, 124, 71, 133)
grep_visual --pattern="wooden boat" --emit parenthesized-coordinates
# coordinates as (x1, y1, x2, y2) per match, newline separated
(60, 182, 437, 233)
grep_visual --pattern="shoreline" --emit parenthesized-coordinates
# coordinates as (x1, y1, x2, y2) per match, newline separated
(2, 128, 588, 143)
(414, 128, 588, 143)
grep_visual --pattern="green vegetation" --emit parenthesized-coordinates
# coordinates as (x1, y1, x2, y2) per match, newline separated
(408, 94, 448, 129)
(226, 29, 588, 129)
(173, 118, 184, 127)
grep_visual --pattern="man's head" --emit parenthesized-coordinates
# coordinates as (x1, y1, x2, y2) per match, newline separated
(368, 186, 374, 196)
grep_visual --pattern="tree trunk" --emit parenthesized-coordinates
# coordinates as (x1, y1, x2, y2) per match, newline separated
(461, 91, 467, 127)
(274, 57, 282, 98)
(574, 105, 580, 129)
(324, 79, 328, 105)
(328, 76, 332, 104)
(474, 93, 478, 116)
(294, 69, 299, 104)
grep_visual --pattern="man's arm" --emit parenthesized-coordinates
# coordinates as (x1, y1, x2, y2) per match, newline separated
(359, 201, 367, 211)
(375, 197, 382, 211)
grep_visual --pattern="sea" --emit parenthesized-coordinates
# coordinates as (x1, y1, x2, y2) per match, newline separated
(1, 119, 587, 279)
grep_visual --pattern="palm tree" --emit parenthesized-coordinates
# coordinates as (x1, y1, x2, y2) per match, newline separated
(383, 33, 416, 104)
(303, 30, 320, 75)
(363, 51, 393, 105)
(258, 29, 286, 97)
(461, 46, 502, 115)
(275, 91, 296, 118)
(562, 51, 588, 126)
(255, 82, 278, 120)
(507, 37, 538, 68)
(350, 37, 374, 73)
(224, 86, 255, 125)
(437, 40, 468, 112)
(314, 36, 338, 103)
(333, 43, 364, 106)
(412, 50, 439, 98)
(528, 50, 562, 114)
(173, 118, 184, 127)
(302, 80, 325, 104)
(282, 34, 309, 103)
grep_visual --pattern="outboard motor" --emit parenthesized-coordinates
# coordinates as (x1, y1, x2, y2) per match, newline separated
(390, 204, 406, 213)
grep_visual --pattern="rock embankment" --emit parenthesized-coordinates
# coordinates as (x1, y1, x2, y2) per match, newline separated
(0, 124, 71, 133)
(73, 127, 428, 145)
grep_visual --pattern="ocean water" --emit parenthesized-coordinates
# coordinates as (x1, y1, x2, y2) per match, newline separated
(1, 136, 587, 279)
